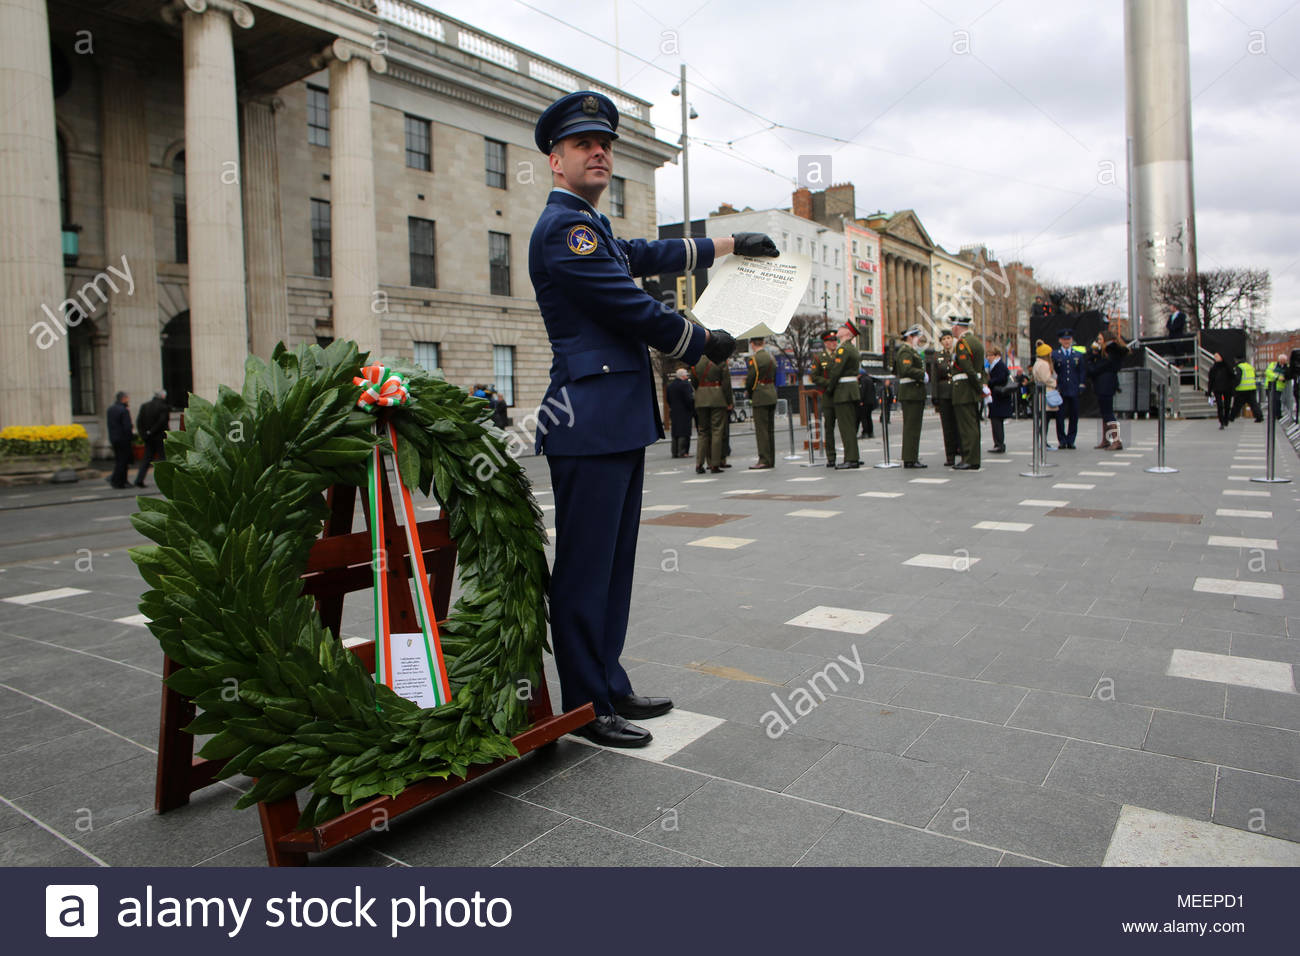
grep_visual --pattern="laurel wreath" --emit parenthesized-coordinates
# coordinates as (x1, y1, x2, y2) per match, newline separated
(130, 340, 549, 826)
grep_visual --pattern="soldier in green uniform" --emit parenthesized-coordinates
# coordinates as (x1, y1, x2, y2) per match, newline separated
(691, 354, 727, 473)
(811, 330, 838, 467)
(745, 337, 778, 469)
(827, 320, 862, 468)
(893, 324, 928, 468)
(932, 328, 961, 467)
(951, 315, 986, 470)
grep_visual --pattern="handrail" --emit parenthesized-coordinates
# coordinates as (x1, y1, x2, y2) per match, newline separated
(1144, 349, 1180, 418)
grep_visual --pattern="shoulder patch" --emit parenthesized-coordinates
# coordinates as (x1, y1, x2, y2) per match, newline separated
(836, 347, 844, 355)
(566, 224, 598, 256)
(902, 359, 912, 366)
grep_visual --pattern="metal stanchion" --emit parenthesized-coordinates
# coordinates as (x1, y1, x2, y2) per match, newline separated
(874, 380, 901, 469)
(1251, 389, 1291, 484)
(1020, 384, 1050, 478)
(799, 392, 821, 467)
(1145, 382, 1179, 474)
(781, 397, 802, 462)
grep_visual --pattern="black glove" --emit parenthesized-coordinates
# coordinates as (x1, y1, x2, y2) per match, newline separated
(731, 232, 779, 257)
(703, 329, 736, 363)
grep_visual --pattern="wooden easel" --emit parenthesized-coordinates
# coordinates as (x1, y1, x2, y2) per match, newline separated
(153, 451, 593, 866)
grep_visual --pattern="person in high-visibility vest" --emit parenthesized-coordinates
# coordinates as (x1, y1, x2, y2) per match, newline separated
(1230, 357, 1263, 424)
(1264, 355, 1288, 420)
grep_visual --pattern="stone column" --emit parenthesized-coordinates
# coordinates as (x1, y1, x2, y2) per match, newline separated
(100, 55, 162, 410)
(0, 0, 71, 427)
(169, 0, 254, 400)
(903, 261, 914, 333)
(241, 94, 289, 359)
(911, 262, 922, 330)
(318, 39, 387, 354)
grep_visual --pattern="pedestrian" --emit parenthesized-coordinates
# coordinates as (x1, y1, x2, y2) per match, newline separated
(133, 389, 169, 487)
(827, 320, 862, 469)
(950, 316, 984, 470)
(665, 367, 694, 458)
(1264, 354, 1288, 420)
(528, 89, 778, 747)
(858, 370, 877, 439)
(744, 337, 777, 469)
(1086, 331, 1128, 450)
(1230, 356, 1263, 424)
(1052, 328, 1085, 448)
(893, 325, 928, 468)
(692, 354, 727, 473)
(491, 391, 509, 429)
(811, 330, 839, 467)
(106, 391, 133, 489)
(1033, 341, 1058, 449)
(932, 327, 961, 467)
(1206, 351, 1233, 430)
(986, 346, 1012, 453)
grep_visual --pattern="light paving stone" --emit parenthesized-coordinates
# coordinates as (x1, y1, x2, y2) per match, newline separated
(1053, 483, 1096, 490)
(577, 708, 725, 764)
(784, 606, 891, 635)
(1207, 535, 1278, 550)
(928, 772, 1120, 866)
(1020, 499, 1069, 507)
(112, 614, 149, 627)
(1222, 489, 1271, 497)
(859, 491, 904, 498)
(1103, 805, 1300, 866)
(682, 478, 717, 484)
(785, 509, 841, 518)
(3, 588, 90, 605)
(903, 553, 980, 570)
(1215, 508, 1273, 518)
(1167, 649, 1296, 693)
(642, 504, 688, 512)
(787, 477, 825, 483)
(686, 536, 755, 550)
(719, 488, 766, 495)
(909, 477, 950, 485)
(1194, 577, 1284, 600)
(1078, 471, 1116, 477)
(973, 521, 1032, 532)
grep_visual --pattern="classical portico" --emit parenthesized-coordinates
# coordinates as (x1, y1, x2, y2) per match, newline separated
(867, 210, 936, 343)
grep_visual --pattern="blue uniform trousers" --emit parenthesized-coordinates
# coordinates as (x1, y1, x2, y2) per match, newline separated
(1055, 395, 1079, 446)
(547, 448, 644, 716)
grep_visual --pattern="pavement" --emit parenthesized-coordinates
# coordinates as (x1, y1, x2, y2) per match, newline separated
(2, 410, 1299, 867)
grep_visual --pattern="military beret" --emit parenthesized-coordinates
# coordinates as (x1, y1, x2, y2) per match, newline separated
(535, 91, 620, 154)
(841, 319, 858, 337)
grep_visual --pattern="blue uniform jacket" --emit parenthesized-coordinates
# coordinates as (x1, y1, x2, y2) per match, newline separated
(529, 190, 713, 455)
(1052, 347, 1086, 397)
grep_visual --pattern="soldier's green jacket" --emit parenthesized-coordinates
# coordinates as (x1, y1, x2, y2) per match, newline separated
(826, 339, 861, 403)
(952, 332, 986, 403)
(893, 343, 927, 400)
(691, 356, 728, 407)
(745, 347, 778, 406)
(933, 348, 955, 402)
(810, 349, 833, 393)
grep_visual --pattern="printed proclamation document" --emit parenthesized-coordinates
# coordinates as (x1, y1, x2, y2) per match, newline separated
(688, 253, 812, 338)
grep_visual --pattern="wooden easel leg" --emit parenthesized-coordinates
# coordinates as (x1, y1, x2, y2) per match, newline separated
(258, 796, 309, 867)
(155, 654, 197, 812)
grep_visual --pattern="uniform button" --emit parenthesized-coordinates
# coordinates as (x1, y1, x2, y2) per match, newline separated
(602, 364, 610, 373)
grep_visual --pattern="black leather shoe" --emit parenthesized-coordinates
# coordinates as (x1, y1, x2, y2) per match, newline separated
(903, 461, 928, 469)
(834, 461, 861, 469)
(572, 714, 652, 748)
(695, 466, 706, 474)
(613, 694, 673, 720)
(953, 462, 980, 470)
(825, 461, 836, 468)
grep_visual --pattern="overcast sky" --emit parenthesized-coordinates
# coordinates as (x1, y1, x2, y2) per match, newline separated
(420, 0, 1300, 329)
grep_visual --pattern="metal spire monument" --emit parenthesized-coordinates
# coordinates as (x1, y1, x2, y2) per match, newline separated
(1125, 0, 1199, 337)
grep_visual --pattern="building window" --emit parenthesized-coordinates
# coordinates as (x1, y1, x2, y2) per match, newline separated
(414, 341, 440, 373)
(834, 248, 840, 268)
(493, 345, 516, 406)
(783, 231, 790, 251)
(405, 115, 431, 171)
(484, 138, 506, 188)
(310, 198, 330, 277)
(852, 239, 858, 256)
(68, 323, 95, 415)
(488, 231, 511, 296)
(835, 283, 841, 309)
(796, 237, 803, 253)
(172, 151, 187, 264)
(610, 176, 625, 218)
(823, 245, 829, 265)
(307, 85, 329, 147)
(409, 217, 436, 288)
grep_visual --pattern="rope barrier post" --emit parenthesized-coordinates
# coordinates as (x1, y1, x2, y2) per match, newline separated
(1145, 381, 1179, 474)
(1251, 388, 1291, 484)
(1021, 383, 1049, 478)
(800, 391, 821, 467)
(874, 378, 901, 469)
(782, 397, 802, 462)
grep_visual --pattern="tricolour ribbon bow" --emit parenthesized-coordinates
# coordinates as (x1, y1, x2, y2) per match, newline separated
(354, 364, 410, 410)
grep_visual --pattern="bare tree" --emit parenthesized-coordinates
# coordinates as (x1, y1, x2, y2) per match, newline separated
(1154, 269, 1271, 333)
(1042, 281, 1123, 316)
(776, 313, 826, 383)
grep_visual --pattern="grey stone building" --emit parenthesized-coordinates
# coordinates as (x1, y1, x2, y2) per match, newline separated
(2, 0, 676, 449)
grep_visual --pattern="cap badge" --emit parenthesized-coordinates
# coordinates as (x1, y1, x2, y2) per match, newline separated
(581, 95, 599, 115)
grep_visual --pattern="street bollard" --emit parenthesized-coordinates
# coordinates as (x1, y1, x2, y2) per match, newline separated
(874, 381, 901, 469)
(1020, 384, 1050, 478)
(1145, 382, 1178, 474)
(1251, 389, 1291, 484)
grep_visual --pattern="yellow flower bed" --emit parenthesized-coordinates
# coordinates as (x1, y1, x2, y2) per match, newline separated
(1, 425, 89, 442)
(0, 424, 91, 462)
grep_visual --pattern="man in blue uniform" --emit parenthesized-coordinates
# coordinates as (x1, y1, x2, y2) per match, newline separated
(1052, 329, 1086, 449)
(529, 91, 777, 747)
